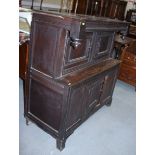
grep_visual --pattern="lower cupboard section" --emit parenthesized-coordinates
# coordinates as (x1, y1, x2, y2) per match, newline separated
(25, 60, 120, 151)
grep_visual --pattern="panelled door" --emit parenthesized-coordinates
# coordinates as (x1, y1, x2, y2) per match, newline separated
(100, 69, 118, 104)
(92, 31, 114, 60)
(63, 20, 95, 73)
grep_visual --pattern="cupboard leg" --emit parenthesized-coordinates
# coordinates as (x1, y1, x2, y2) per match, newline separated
(26, 118, 30, 125)
(56, 138, 66, 151)
(105, 99, 112, 107)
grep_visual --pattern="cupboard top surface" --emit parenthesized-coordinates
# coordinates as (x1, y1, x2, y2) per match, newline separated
(59, 59, 120, 86)
(33, 10, 129, 25)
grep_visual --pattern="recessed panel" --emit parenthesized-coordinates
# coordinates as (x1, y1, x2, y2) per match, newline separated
(29, 79, 63, 131)
(64, 32, 93, 69)
(93, 32, 114, 59)
(31, 22, 60, 76)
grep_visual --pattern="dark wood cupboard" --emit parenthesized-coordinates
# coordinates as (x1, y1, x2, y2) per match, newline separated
(25, 11, 129, 151)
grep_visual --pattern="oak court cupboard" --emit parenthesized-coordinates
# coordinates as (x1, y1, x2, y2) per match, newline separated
(24, 11, 129, 150)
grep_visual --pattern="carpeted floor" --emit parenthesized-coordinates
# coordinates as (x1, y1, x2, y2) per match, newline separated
(19, 78, 136, 155)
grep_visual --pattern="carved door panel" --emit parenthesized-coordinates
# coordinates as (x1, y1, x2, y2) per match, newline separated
(66, 77, 104, 130)
(92, 31, 114, 60)
(64, 31, 93, 70)
(84, 78, 104, 114)
(100, 69, 118, 104)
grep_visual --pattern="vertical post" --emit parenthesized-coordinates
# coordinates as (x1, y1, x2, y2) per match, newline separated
(104, 0, 108, 17)
(74, 0, 79, 14)
(60, 0, 68, 12)
(94, 1, 99, 16)
(69, 0, 74, 13)
(99, 0, 104, 16)
(40, 0, 43, 10)
(19, 0, 22, 7)
(31, 0, 34, 9)
(85, 0, 89, 15)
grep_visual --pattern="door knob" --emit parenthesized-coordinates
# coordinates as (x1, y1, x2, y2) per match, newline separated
(70, 37, 82, 49)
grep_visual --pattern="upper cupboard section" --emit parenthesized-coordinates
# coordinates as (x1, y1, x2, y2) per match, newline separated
(30, 12, 128, 78)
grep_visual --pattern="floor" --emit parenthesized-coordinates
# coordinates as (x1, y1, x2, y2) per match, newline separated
(19, 79, 136, 155)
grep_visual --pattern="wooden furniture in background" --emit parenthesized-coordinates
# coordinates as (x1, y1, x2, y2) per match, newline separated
(127, 24, 136, 39)
(25, 11, 128, 151)
(19, 41, 29, 80)
(85, 0, 109, 16)
(126, 9, 136, 39)
(60, 0, 74, 12)
(126, 9, 136, 23)
(118, 40, 136, 86)
(30, 0, 43, 10)
(19, 32, 29, 80)
(105, 0, 127, 20)
(72, 0, 87, 14)
(19, 9, 31, 80)
(19, 41, 29, 118)
(114, 34, 134, 59)
(72, 0, 127, 20)
(31, 0, 34, 9)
